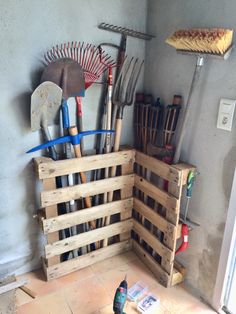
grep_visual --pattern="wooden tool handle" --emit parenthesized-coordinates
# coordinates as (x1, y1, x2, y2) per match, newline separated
(113, 118, 122, 152)
(69, 126, 94, 221)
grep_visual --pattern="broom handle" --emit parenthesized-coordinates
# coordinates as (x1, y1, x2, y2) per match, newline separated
(173, 56, 204, 164)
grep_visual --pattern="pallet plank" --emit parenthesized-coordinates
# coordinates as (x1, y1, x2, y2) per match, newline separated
(45, 219, 133, 258)
(135, 151, 181, 185)
(132, 241, 171, 287)
(44, 240, 132, 280)
(43, 198, 133, 234)
(134, 175, 179, 212)
(36, 149, 135, 179)
(120, 163, 134, 242)
(41, 174, 134, 207)
(133, 220, 174, 274)
(133, 198, 177, 240)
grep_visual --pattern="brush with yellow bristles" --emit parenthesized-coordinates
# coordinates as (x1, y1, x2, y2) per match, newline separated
(166, 28, 233, 55)
(164, 28, 233, 166)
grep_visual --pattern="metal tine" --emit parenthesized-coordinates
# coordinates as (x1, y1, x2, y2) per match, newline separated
(118, 57, 134, 101)
(112, 56, 129, 103)
(127, 60, 144, 104)
(125, 58, 138, 103)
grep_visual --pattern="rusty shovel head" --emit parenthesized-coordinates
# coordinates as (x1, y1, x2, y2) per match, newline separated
(31, 81, 63, 132)
(40, 58, 85, 99)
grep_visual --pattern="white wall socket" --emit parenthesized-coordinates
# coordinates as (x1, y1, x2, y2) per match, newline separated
(217, 98, 236, 132)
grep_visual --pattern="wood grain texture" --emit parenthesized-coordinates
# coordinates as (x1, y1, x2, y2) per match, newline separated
(44, 240, 132, 280)
(134, 175, 179, 212)
(43, 198, 133, 234)
(45, 219, 133, 258)
(35, 149, 135, 179)
(41, 174, 134, 207)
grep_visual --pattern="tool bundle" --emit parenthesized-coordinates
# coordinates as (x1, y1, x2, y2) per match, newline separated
(26, 25, 233, 286)
(28, 23, 148, 261)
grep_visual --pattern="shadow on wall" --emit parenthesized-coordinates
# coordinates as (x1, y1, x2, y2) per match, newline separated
(198, 222, 225, 303)
(223, 146, 236, 201)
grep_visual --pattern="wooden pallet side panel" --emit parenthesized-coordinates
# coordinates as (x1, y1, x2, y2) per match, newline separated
(44, 240, 132, 281)
(36, 149, 135, 179)
(120, 161, 134, 241)
(41, 174, 134, 207)
(36, 157, 61, 267)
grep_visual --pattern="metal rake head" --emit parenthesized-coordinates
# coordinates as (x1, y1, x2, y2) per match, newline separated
(113, 57, 144, 118)
(44, 41, 116, 88)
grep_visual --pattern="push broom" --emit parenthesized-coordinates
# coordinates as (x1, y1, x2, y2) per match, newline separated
(165, 28, 233, 253)
(165, 28, 233, 164)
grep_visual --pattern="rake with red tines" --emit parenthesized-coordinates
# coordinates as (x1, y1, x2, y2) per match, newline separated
(44, 42, 116, 153)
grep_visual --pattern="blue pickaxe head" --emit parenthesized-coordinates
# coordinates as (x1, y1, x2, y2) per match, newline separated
(27, 129, 115, 153)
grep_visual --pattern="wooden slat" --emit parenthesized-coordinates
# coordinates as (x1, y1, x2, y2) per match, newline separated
(172, 163, 196, 185)
(120, 163, 134, 242)
(133, 220, 174, 273)
(44, 240, 132, 280)
(45, 219, 133, 258)
(132, 241, 171, 287)
(41, 174, 134, 207)
(0, 279, 28, 295)
(42, 164, 61, 265)
(135, 151, 181, 185)
(133, 198, 177, 240)
(35, 149, 135, 179)
(171, 268, 184, 286)
(42, 198, 133, 234)
(134, 175, 179, 212)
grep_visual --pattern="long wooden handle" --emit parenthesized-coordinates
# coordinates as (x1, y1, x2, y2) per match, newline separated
(69, 126, 95, 227)
(108, 118, 122, 202)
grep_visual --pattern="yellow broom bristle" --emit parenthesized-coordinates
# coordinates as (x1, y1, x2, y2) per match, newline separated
(166, 28, 233, 55)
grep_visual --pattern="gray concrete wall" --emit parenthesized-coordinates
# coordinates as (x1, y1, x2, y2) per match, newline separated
(145, 0, 236, 304)
(0, 0, 147, 276)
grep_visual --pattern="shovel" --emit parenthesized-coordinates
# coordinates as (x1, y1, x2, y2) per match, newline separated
(31, 81, 63, 160)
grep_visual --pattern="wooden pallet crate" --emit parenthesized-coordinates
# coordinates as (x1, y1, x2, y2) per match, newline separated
(34, 148, 194, 287)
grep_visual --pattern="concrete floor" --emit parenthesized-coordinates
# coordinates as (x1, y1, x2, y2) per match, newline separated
(16, 251, 216, 313)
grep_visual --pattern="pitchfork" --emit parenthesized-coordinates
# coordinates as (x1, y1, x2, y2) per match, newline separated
(102, 56, 144, 246)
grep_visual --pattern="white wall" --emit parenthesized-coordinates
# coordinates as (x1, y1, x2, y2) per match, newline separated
(0, 0, 147, 276)
(145, 0, 236, 304)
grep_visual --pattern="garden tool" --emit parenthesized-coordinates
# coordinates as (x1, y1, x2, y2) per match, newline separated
(31, 81, 76, 258)
(102, 57, 143, 246)
(44, 42, 115, 154)
(40, 58, 86, 252)
(27, 128, 115, 251)
(166, 28, 233, 164)
(98, 22, 155, 140)
(31, 81, 62, 160)
(179, 170, 200, 229)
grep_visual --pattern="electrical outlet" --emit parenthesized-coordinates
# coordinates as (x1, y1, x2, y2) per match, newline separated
(217, 98, 236, 131)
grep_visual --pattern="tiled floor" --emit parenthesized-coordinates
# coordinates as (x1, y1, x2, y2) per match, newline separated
(16, 252, 216, 314)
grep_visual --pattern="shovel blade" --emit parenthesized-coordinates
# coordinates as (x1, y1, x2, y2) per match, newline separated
(40, 58, 85, 99)
(31, 81, 62, 132)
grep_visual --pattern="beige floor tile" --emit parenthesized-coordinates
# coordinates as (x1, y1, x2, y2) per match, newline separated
(97, 263, 139, 298)
(17, 269, 61, 297)
(16, 288, 33, 306)
(64, 275, 112, 314)
(91, 251, 137, 275)
(151, 284, 206, 313)
(57, 266, 93, 286)
(17, 290, 72, 314)
(127, 259, 160, 288)
(184, 302, 217, 313)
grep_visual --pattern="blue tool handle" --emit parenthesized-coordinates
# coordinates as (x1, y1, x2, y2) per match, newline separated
(27, 129, 115, 154)
(186, 170, 195, 198)
(62, 100, 70, 129)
